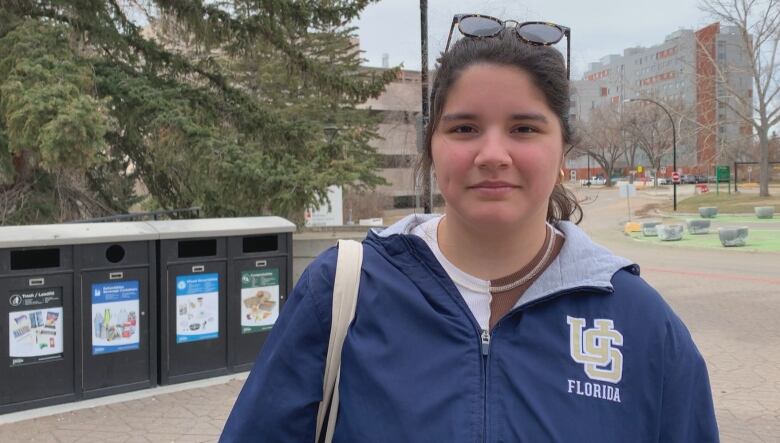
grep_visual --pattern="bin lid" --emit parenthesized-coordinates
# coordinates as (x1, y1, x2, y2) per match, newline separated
(0, 222, 159, 248)
(146, 217, 295, 240)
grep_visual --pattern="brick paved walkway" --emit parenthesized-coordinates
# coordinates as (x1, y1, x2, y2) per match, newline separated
(0, 377, 244, 442)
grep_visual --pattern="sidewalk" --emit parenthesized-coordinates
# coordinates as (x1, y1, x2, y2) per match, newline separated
(0, 374, 248, 443)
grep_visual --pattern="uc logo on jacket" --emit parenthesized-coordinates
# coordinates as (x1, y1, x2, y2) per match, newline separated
(567, 316, 623, 403)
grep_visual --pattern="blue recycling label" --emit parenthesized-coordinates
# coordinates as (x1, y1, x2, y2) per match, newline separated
(92, 280, 141, 355)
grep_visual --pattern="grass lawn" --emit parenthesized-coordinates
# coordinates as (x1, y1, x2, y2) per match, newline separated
(628, 229, 780, 252)
(663, 190, 780, 214)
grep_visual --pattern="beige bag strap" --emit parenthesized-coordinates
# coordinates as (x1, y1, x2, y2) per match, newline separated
(315, 239, 363, 443)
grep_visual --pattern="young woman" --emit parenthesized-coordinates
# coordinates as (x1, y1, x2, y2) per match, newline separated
(221, 16, 719, 442)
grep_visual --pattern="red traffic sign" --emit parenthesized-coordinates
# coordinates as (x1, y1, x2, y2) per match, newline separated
(671, 172, 681, 184)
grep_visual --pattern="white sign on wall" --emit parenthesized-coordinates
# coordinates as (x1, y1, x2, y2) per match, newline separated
(305, 186, 344, 227)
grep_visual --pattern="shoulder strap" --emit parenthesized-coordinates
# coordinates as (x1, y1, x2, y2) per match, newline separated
(315, 239, 363, 443)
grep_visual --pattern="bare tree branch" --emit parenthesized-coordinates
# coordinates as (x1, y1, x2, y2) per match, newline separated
(699, 0, 780, 195)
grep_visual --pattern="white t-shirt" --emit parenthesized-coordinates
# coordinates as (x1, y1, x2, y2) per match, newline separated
(410, 216, 492, 331)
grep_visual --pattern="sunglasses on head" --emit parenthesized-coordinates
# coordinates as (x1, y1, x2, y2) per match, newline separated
(445, 14, 571, 79)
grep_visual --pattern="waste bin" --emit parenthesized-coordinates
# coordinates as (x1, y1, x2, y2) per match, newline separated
(227, 218, 294, 372)
(74, 223, 158, 399)
(0, 222, 160, 413)
(0, 232, 75, 414)
(153, 220, 229, 385)
(151, 217, 295, 383)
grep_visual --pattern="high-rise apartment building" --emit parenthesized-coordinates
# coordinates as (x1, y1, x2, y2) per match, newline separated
(570, 22, 752, 173)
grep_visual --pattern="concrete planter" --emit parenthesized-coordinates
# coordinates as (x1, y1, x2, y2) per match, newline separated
(699, 207, 718, 218)
(641, 221, 662, 236)
(754, 206, 774, 219)
(656, 224, 684, 241)
(687, 219, 711, 235)
(718, 226, 749, 247)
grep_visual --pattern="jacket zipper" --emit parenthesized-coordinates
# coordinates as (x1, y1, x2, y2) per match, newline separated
(482, 286, 612, 443)
(481, 328, 490, 443)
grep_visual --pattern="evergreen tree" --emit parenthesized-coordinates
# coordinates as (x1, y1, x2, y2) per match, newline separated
(0, 0, 397, 224)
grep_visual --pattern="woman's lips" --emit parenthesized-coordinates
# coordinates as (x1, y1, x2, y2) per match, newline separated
(468, 181, 520, 196)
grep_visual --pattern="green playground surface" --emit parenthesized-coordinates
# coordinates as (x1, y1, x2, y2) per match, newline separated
(628, 228, 780, 253)
(659, 214, 780, 226)
(697, 214, 780, 224)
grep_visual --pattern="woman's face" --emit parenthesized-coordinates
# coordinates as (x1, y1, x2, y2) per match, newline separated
(431, 63, 565, 230)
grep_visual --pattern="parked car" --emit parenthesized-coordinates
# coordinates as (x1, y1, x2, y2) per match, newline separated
(695, 175, 709, 183)
(681, 174, 698, 184)
(580, 176, 606, 186)
(648, 176, 669, 185)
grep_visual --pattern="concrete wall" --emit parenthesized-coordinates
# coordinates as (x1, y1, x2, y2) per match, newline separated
(291, 228, 373, 286)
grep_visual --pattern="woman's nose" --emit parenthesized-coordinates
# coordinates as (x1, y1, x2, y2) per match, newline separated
(474, 130, 512, 169)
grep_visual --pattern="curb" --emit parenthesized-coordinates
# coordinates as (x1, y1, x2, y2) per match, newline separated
(0, 372, 250, 425)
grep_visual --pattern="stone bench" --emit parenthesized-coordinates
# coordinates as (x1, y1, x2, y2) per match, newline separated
(699, 207, 718, 218)
(687, 219, 711, 235)
(754, 206, 774, 219)
(641, 221, 662, 236)
(718, 226, 749, 247)
(656, 224, 684, 241)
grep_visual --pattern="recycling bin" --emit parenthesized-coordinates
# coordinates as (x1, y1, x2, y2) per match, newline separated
(227, 218, 294, 372)
(1, 222, 158, 412)
(0, 238, 75, 414)
(153, 220, 229, 385)
(151, 217, 295, 383)
(75, 232, 158, 399)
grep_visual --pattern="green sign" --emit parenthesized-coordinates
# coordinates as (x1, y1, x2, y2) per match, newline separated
(240, 269, 280, 334)
(716, 165, 730, 181)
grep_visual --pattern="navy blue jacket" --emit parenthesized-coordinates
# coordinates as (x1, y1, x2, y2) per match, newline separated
(221, 216, 718, 442)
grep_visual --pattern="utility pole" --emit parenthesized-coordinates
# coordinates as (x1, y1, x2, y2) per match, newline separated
(420, 0, 431, 213)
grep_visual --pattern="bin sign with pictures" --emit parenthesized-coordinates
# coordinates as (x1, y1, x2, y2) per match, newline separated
(241, 268, 280, 334)
(8, 288, 64, 366)
(92, 281, 140, 355)
(176, 273, 219, 343)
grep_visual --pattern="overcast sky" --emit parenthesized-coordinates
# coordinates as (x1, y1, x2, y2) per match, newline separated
(352, 0, 714, 79)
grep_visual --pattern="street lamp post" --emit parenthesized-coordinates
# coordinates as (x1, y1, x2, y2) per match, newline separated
(624, 98, 677, 211)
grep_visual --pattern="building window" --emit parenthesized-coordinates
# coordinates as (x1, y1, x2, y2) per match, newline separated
(393, 195, 416, 209)
(380, 155, 415, 169)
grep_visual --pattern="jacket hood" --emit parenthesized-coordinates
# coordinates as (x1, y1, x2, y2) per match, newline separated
(369, 214, 636, 308)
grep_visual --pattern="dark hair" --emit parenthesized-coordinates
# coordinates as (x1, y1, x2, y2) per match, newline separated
(418, 29, 582, 224)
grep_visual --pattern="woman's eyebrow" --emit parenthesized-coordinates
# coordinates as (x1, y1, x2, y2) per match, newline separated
(509, 113, 548, 123)
(441, 113, 478, 121)
(441, 113, 549, 123)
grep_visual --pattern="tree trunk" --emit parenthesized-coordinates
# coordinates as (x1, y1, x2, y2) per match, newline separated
(758, 126, 770, 197)
(11, 149, 34, 184)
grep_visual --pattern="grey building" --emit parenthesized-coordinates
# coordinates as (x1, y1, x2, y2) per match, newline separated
(357, 68, 423, 210)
